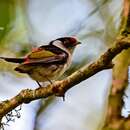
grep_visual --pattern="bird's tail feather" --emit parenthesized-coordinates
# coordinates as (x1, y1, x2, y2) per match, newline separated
(0, 57, 25, 63)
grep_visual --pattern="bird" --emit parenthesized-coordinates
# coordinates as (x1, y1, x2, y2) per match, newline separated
(0, 37, 81, 87)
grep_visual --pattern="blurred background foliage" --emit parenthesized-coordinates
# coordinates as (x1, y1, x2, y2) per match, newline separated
(0, 0, 128, 130)
(0, 0, 31, 55)
(0, 0, 15, 41)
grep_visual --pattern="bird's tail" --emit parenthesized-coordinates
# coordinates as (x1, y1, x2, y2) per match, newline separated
(0, 57, 25, 63)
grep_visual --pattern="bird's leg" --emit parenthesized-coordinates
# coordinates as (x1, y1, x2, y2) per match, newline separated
(38, 72, 53, 85)
(36, 81, 42, 87)
(62, 94, 65, 101)
(45, 76, 53, 84)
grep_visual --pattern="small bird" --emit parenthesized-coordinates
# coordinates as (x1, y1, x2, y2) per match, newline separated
(0, 37, 81, 87)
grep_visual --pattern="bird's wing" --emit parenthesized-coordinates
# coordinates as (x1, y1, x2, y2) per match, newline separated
(23, 45, 68, 65)
(15, 53, 67, 73)
(23, 53, 67, 65)
(14, 46, 68, 73)
(27, 49, 56, 59)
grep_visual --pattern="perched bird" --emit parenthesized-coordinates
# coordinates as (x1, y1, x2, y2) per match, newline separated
(0, 37, 81, 87)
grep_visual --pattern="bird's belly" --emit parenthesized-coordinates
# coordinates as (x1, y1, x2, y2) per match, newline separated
(29, 64, 66, 82)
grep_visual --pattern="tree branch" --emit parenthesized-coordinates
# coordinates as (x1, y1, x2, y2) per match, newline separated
(101, 0, 130, 129)
(0, 36, 130, 120)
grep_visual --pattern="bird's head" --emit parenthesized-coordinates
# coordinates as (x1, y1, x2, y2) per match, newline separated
(50, 37, 81, 53)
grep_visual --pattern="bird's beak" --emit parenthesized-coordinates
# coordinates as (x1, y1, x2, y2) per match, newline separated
(77, 41, 81, 44)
